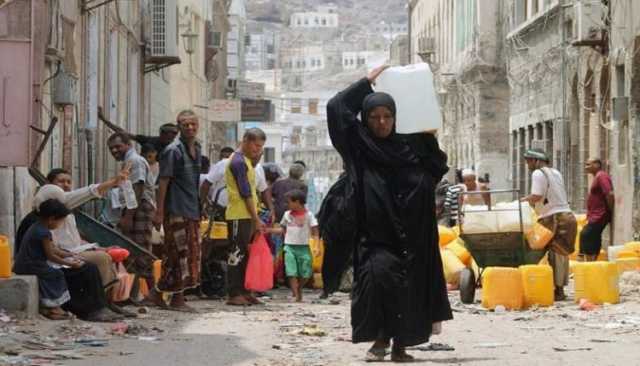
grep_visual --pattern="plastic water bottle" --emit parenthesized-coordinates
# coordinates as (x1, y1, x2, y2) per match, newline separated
(120, 180, 138, 210)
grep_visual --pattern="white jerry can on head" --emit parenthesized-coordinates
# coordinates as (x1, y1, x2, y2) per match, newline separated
(374, 62, 443, 134)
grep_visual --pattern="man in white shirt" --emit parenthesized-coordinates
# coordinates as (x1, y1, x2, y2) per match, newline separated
(521, 149, 577, 301)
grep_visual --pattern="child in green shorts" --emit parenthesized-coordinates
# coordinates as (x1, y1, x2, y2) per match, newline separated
(269, 189, 319, 302)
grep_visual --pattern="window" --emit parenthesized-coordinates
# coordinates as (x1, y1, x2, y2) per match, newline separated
(322, 18, 327, 26)
(291, 98, 302, 113)
(308, 99, 318, 115)
(619, 119, 628, 164)
(264, 147, 275, 163)
(616, 65, 625, 97)
(245, 34, 251, 46)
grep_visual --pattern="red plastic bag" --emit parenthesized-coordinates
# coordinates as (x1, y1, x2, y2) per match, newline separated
(244, 234, 274, 292)
(110, 263, 134, 302)
(107, 248, 130, 263)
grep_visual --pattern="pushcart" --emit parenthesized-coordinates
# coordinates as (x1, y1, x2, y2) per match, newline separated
(456, 189, 547, 304)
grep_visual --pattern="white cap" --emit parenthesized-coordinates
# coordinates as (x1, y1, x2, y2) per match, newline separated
(461, 168, 476, 178)
(33, 184, 66, 211)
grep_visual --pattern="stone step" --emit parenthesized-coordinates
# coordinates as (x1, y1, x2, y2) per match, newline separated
(0, 275, 39, 318)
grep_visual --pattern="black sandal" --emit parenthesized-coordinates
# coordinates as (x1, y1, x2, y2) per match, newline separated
(365, 346, 389, 362)
(391, 347, 415, 363)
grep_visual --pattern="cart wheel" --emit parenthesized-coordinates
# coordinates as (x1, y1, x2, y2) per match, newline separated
(459, 268, 476, 304)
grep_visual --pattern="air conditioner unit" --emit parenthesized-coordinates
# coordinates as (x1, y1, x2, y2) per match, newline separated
(208, 31, 223, 49)
(573, 1, 605, 45)
(612, 96, 629, 121)
(145, 0, 180, 64)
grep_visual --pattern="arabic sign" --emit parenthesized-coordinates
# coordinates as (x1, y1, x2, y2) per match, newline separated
(209, 99, 241, 122)
(236, 80, 266, 100)
(241, 99, 273, 122)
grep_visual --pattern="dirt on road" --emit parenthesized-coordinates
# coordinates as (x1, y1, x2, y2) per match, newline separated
(2, 274, 640, 366)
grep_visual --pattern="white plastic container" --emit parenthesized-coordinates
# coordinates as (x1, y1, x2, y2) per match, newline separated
(374, 63, 442, 134)
(120, 180, 138, 210)
(496, 201, 534, 233)
(462, 207, 500, 234)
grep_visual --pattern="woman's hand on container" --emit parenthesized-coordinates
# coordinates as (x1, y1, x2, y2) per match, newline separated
(367, 65, 390, 85)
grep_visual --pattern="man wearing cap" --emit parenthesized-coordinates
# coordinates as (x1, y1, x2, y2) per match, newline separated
(521, 149, 577, 301)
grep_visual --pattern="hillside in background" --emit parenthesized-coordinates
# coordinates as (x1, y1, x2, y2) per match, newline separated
(247, 0, 408, 26)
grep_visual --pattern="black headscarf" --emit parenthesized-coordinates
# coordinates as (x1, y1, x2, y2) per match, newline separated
(357, 91, 447, 177)
(362, 92, 396, 121)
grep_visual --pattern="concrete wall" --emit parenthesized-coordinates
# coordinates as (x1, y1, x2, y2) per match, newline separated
(609, 0, 640, 241)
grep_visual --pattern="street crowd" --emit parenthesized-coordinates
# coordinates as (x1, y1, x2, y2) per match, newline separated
(8, 65, 616, 363)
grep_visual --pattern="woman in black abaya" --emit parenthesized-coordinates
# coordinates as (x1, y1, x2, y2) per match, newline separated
(326, 66, 452, 362)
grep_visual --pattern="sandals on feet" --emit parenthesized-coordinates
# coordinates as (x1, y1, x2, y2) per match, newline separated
(391, 349, 415, 363)
(365, 346, 389, 362)
(40, 308, 71, 321)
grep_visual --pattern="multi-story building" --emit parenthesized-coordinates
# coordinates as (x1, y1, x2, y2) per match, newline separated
(0, 0, 178, 246)
(0, 0, 230, 249)
(504, 0, 638, 242)
(504, 1, 608, 206)
(245, 22, 280, 71)
(374, 21, 409, 41)
(289, 6, 339, 29)
(227, 0, 247, 81)
(608, 0, 640, 240)
(342, 51, 378, 70)
(409, 0, 511, 189)
(280, 45, 326, 91)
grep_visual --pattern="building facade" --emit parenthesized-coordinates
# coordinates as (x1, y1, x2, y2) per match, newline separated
(227, 0, 247, 81)
(608, 0, 640, 241)
(289, 11, 339, 29)
(410, 0, 511, 189)
(245, 24, 279, 71)
(0, 0, 236, 251)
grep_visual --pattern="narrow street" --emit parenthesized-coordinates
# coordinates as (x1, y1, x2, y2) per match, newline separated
(2, 279, 639, 366)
